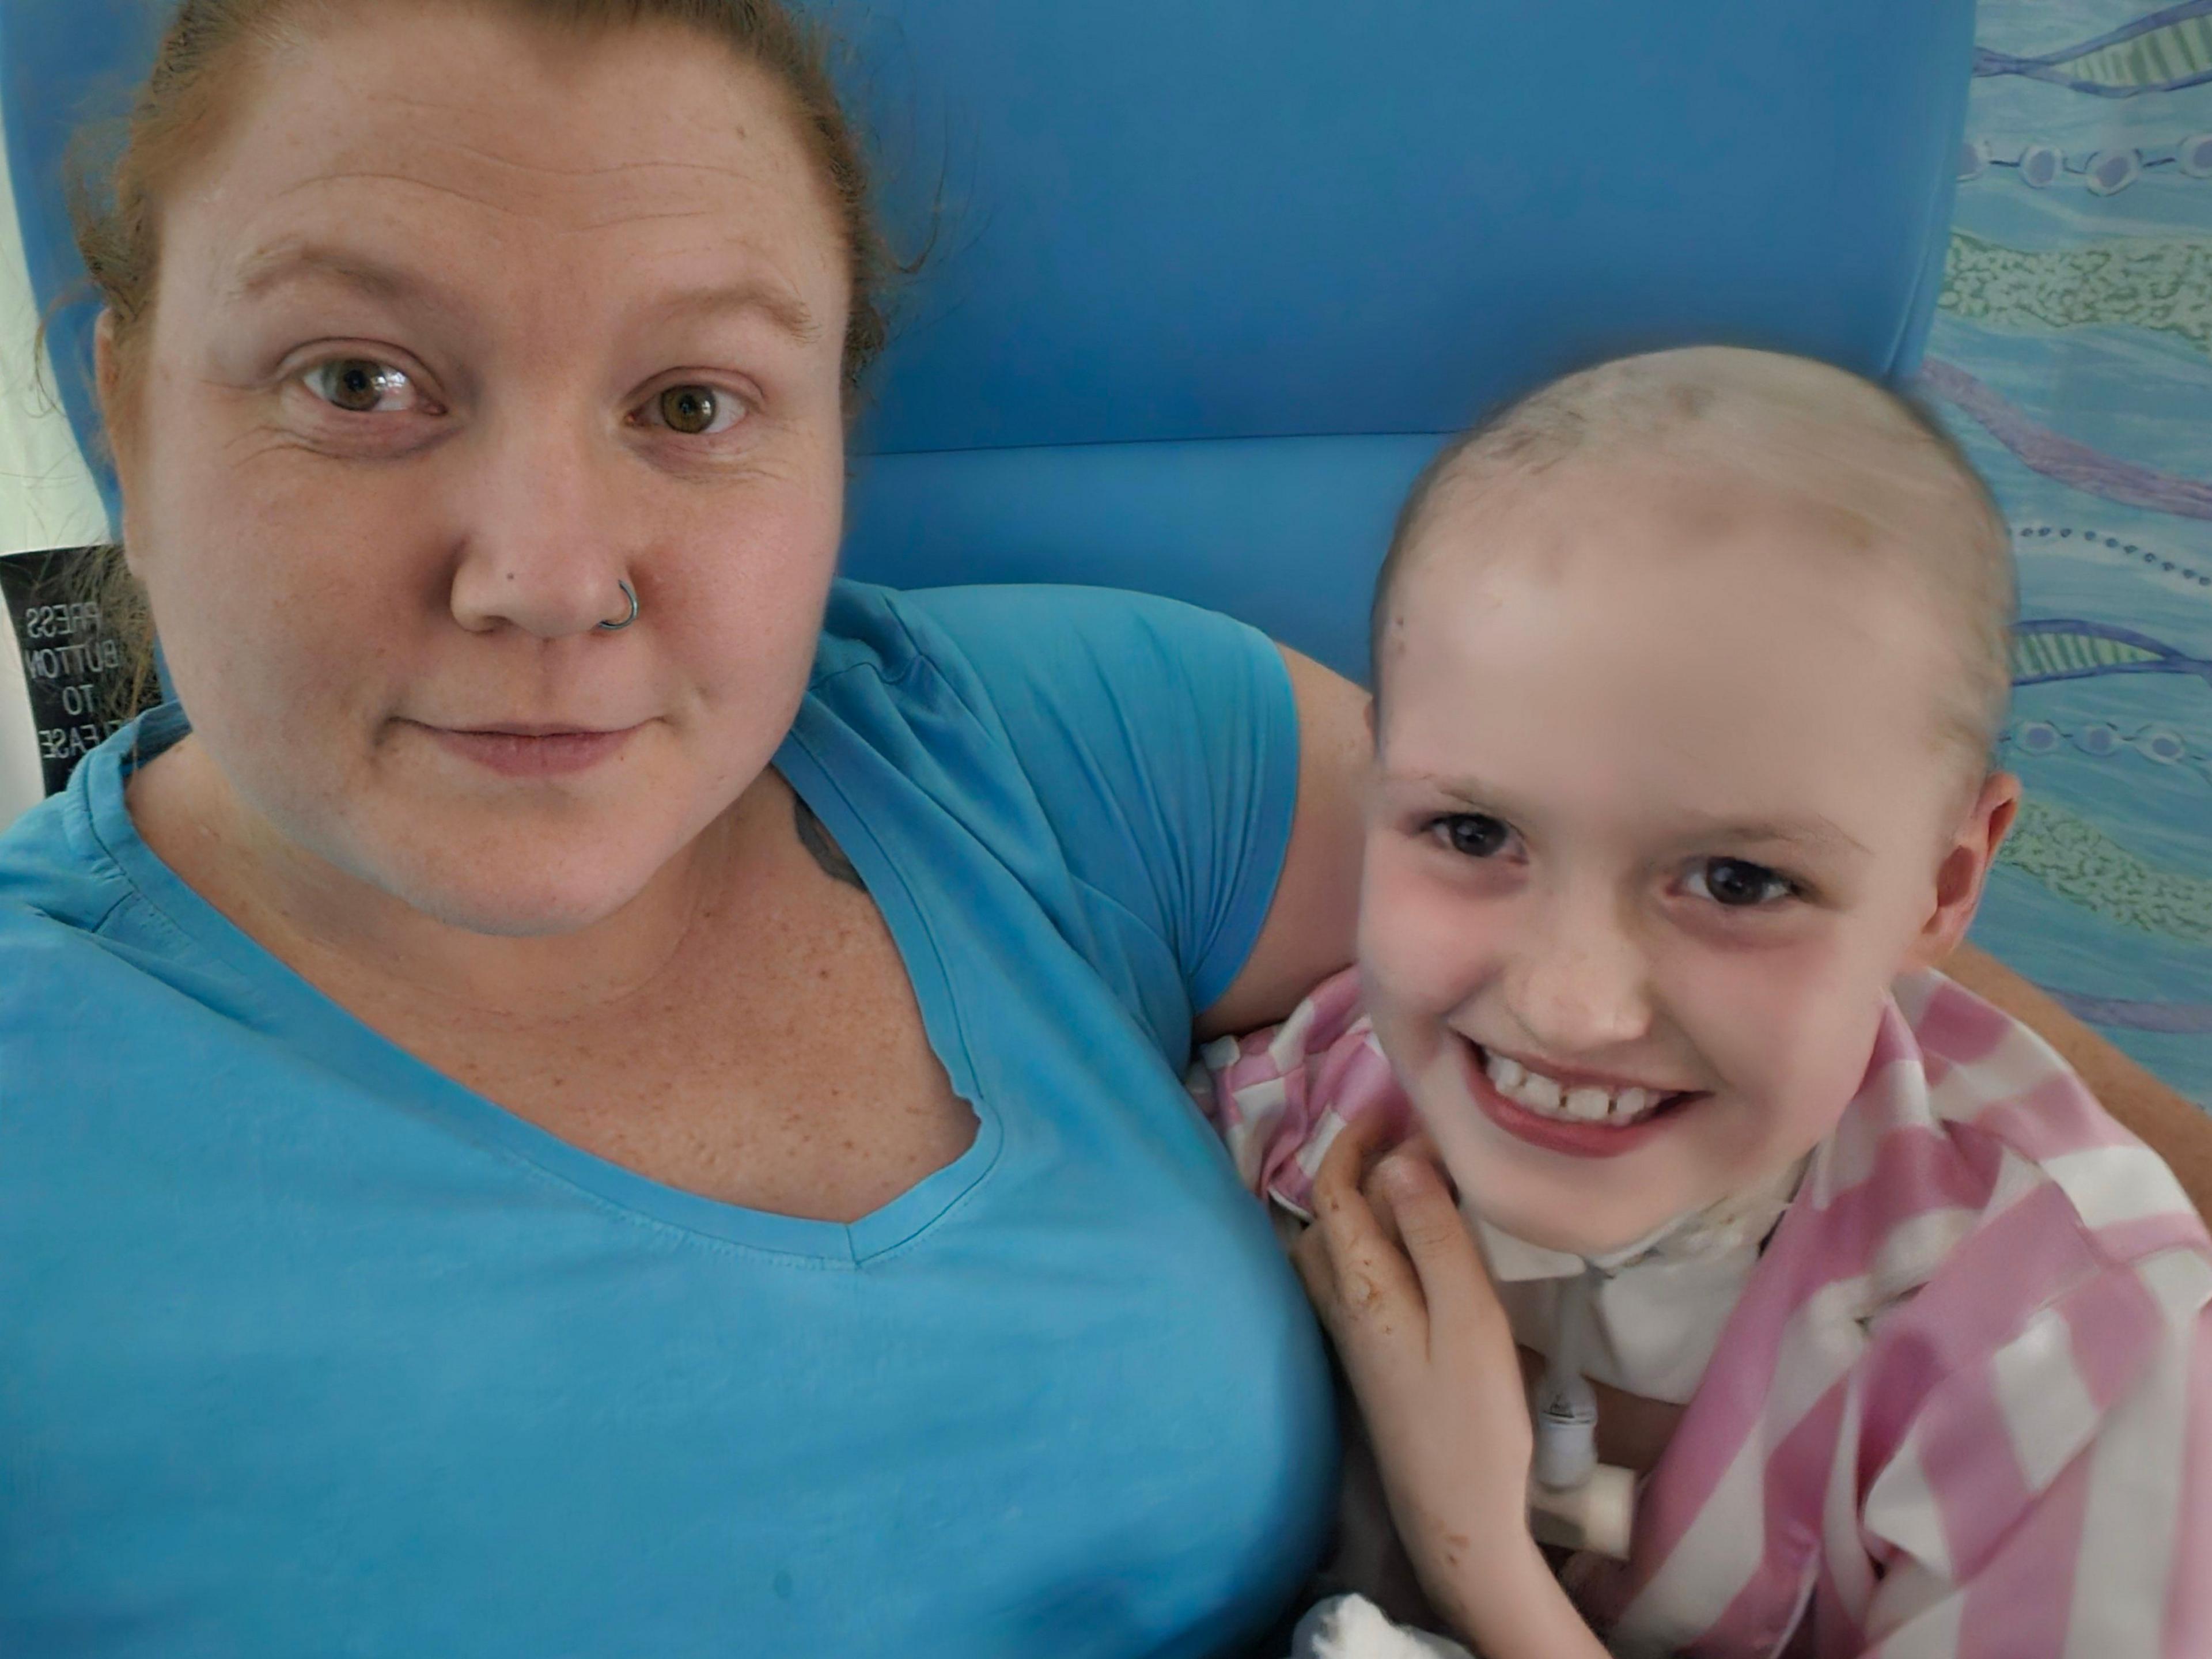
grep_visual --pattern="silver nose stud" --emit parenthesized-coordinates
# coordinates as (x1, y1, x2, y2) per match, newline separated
(597, 579, 639, 632)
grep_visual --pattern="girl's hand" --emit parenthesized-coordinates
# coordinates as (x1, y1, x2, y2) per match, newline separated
(1292, 1113, 1608, 1659)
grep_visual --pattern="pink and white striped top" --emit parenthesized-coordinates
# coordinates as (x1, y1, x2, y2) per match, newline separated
(1191, 969, 2212, 1658)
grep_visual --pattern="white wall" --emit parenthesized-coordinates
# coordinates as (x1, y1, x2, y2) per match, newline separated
(0, 88, 112, 830)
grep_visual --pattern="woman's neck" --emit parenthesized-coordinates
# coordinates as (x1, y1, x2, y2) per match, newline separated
(125, 732, 763, 1025)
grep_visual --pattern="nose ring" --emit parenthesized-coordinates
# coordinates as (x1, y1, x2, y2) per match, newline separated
(597, 579, 639, 632)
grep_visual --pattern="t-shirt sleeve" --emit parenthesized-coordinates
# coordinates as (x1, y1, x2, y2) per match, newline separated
(887, 584, 1300, 1016)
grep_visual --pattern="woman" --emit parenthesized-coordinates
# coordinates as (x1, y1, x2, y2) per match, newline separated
(0, 3, 2200, 1654)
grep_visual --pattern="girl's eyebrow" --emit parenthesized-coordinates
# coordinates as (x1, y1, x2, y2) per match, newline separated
(1382, 771, 1870, 859)
(1665, 811, 1870, 858)
(1381, 770, 1533, 819)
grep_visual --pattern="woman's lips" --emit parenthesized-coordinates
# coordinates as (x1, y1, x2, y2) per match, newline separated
(1455, 1035, 1699, 1160)
(419, 722, 642, 778)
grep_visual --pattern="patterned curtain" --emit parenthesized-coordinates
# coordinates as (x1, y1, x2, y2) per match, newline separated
(1928, 0, 2212, 1107)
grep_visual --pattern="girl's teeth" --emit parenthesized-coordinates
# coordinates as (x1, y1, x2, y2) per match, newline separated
(1479, 1047, 1676, 1128)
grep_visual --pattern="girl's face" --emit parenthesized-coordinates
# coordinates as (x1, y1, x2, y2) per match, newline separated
(112, 5, 852, 935)
(1360, 467, 2014, 1256)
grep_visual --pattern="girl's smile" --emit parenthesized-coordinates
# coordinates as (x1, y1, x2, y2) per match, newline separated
(1360, 459, 2016, 1255)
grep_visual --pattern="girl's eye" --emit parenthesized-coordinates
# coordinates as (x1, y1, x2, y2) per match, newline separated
(305, 357, 420, 414)
(1437, 812, 1514, 859)
(647, 384, 743, 437)
(1686, 857, 1797, 909)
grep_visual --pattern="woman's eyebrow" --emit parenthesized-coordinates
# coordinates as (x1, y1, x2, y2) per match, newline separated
(649, 279, 823, 346)
(229, 244, 823, 347)
(228, 243, 459, 313)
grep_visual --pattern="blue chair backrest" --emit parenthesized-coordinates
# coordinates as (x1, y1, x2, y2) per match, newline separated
(2, 0, 1973, 679)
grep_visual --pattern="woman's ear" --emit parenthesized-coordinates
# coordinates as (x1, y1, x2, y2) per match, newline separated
(1904, 771, 2021, 972)
(93, 312, 121, 432)
(93, 312, 138, 561)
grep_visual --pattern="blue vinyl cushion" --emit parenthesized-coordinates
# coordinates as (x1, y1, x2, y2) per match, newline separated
(2, 1, 1973, 675)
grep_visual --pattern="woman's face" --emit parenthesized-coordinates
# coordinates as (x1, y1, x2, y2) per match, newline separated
(114, 5, 852, 934)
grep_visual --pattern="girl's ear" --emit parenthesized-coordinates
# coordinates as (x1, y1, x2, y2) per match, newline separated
(1904, 771, 2021, 973)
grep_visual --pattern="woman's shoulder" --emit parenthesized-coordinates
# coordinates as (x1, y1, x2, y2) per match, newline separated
(0, 724, 225, 1046)
(0, 772, 137, 943)
(815, 578, 1272, 709)
(0, 892, 205, 1147)
(798, 581, 1301, 1032)
(806, 573, 1287, 797)
(806, 578, 1292, 801)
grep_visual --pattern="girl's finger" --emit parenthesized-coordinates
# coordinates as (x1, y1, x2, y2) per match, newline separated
(1362, 1160, 1406, 1256)
(1398, 1130, 1449, 1191)
(1310, 1111, 1392, 1240)
(1309, 1121, 1425, 1325)
(1372, 1153, 1496, 1331)
(1310, 1109, 1393, 1207)
(1364, 1132, 1457, 1259)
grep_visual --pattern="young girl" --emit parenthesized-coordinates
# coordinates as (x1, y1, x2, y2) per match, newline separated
(1196, 348, 2212, 1658)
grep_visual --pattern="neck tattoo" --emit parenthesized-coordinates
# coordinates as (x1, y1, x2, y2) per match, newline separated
(792, 794, 865, 890)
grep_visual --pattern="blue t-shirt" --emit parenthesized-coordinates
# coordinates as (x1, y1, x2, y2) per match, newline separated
(0, 582, 1336, 1658)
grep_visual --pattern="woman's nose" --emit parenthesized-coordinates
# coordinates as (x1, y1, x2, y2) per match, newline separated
(446, 416, 639, 639)
(1502, 899, 1655, 1055)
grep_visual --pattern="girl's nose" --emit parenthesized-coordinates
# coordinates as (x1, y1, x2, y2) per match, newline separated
(1503, 896, 1655, 1056)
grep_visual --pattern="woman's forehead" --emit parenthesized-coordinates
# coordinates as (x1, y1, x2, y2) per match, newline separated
(169, 5, 843, 307)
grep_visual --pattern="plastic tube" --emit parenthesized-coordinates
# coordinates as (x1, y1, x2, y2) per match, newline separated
(1524, 1270, 1635, 1560)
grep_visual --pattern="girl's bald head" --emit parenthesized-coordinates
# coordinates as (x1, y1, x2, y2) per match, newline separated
(1370, 347, 2014, 771)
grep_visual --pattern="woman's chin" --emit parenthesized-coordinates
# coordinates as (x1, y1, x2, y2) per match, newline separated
(346, 820, 690, 940)
(363, 865, 647, 938)
(405, 881, 645, 940)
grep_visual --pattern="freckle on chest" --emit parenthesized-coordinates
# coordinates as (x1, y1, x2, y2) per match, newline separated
(426, 874, 972, 1221)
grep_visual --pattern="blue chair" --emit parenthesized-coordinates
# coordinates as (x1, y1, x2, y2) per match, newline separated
(2, 0, 1972, 683)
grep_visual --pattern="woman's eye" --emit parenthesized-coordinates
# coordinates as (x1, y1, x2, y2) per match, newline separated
(1437, 813, 1514, 859)
(304, 358, 419, 414)
(1686, 857, 1796, 909)
(648, 384, 743, 437)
